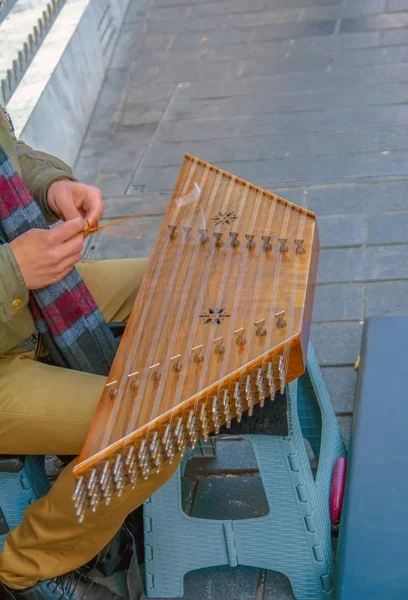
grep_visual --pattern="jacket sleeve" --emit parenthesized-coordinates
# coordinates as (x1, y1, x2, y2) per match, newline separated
(14, 137, 77, 224)
(0, 243, 28, 322)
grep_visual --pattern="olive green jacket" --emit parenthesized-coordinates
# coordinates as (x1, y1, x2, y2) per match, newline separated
(0, 107, 76, 356)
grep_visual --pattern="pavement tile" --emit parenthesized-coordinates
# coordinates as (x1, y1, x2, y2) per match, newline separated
(311, 322, 363, 366)
(318, 245, 408, 283)
(192, 0, 266, 16)
(313, 284, 364, 321)
(381, 26, 408, 43)
(292, 31, 381, 52)
(321, 366, 358, 413)
(314, 214, 366, 247)
(365, 281, 408, 316)
(386, 0, 408, 10)
(95, 170, 135, 197)
(340, 12, 408, 32)
(252, 19, 337, 41)
(367, 211, 408, 244)
(172, 27, 252, 48)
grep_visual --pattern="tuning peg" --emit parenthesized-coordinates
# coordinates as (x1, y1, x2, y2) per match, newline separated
(229, 232, 240, 247)
(275, 311, 287, 328)
(183, 226, 192, 240)
(278, 237, 288, 253)
(245, 234, 255, 249)
(254, 319, 267, 336)
(198, 228, 208, 243)
(295, 239, 305, 254)
(262, 235, 272, 251)
(149, 363, 161, 381)
(213, 336, 225, 355)
(170, 354, 183, 372)
(192, 344, 204, 362)
(213, 232, 223, 247)
(234, 327, 246, 345)
(168, 224, 177, 238)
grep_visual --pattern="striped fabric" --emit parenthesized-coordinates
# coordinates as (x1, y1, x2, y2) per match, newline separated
(0, 146, 117, 375)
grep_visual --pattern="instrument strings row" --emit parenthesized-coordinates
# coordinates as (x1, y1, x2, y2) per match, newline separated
(72, 353, 286, 521)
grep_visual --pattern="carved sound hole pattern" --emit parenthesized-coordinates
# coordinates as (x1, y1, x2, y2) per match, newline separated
(199, 308, 231, 325)
(211, 212, 238, 225)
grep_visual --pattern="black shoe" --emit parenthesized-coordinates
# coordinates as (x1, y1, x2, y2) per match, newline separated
(1, 569, 125, 599)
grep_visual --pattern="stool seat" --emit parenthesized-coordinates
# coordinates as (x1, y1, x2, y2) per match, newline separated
(143, 344, 345, 599)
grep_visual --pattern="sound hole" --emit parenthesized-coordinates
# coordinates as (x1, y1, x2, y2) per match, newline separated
(211, 211, 238, 225)
(199, 307, 230, 325)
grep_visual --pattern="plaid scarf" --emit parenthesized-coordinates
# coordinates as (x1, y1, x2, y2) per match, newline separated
(0, 146, 117, 375)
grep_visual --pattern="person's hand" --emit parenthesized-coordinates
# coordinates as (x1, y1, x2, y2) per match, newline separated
(47, 179, 104, 228)
(10, 218, 86, 290)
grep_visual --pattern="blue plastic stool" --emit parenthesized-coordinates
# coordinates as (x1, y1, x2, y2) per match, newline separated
(143, 344, 345, 599)
(0, 456, 50, 552)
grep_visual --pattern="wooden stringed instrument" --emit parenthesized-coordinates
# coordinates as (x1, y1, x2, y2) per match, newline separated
(73, 154, 319, 521)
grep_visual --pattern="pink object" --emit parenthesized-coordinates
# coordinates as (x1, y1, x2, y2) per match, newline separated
(330, 457, 347, 526)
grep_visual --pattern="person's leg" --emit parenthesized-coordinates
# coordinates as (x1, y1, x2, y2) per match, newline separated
(0, 258, 180, 589)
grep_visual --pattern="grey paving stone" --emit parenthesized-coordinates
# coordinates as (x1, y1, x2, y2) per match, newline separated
(386, 0, 408, 11)
(148, 4, 190, 19)
(86, 68, 130, 134)
(321, 366, 358, 413)
(264, 571, 295, 600)
(181, 566, 259, 600)
(102, 193, 170, 218)
(252, 19, 336, 41)
(166, 83, 408, 119)
(154, 106, 408, 142)
(109, 23, 142, 70)
(311, 322, 363, 366)
(365, 281, 408, 316)
(240, 54, 330, 77)
(120, 99, 171, 127)
(131, 60, 242, 84)
(304, 180, 408, 214)
(192, 0, 266, 16)
(313, 284, 364, 321)
(140, 126, 408, 168)
(340, 12, 408, 32)
(172, 27, 252, 48)
(332, 44, 408, 69)
(292, 31, 381, 53)
(125, 81, 175, 105)
(191, 476, 269, 519)
(95, 170, 135, 197)
(318, 215, 366, 248)
(381, 27, 408, 44)
(99, 131, 149, 174)
(174, 64, 408, 99)
(73, 149, 103, 185)
(318, 245, 408, 283)
(368, 212, 408, 244)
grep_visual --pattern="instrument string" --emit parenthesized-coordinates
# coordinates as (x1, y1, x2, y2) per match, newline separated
(124, 163, 209, 438)
(281, 208, 308, 396)
(142, 164, 213, 425)
(100, 158, 199, 451)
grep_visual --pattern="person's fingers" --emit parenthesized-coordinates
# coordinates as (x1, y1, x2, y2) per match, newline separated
(50, 217, 86, 243)
(81, 188, 104, 227)
(60, 232, 84, 257)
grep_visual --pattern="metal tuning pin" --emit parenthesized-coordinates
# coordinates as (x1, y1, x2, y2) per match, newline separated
(245, 374, 254, 417)
(295, 238, 305, 254)
(200, 403, 209, 441)
(183, 226, 192, 241)
(234, 327, 246, 346)
(254, 319, 267, 337)
(266, 362, 276, 398)
(149, 431, 162, 474)
(277, 355, 286, 395)
(72, 476, 85, 503)
(275, 311, 287, 328)
(100, 462, 111, 492)
(168, 224, 177, 239)
(150, 363, 161, 381)
(138, 439, 151, 480)
(187, 409, 198, 447)
(212, 395, 221, 434)
(262, 235, 272, 251)
(162, 424, 175, 463)
(174, 416, 187, 455)
(170, 354, 183, 372)
(229, 231, 240, 248)
(213, 336, 225, 355)
(198, 228, 208, 243)
(213, 232, 223, 247)
(192, 344, 204, 363)
(234, 382, 243, 423)
(106, 380, 118, 399)
(278, 237, 289, 253)
(256, 368, 266, 408)
(127, 371, 139, 392)
(245, 234, 255, 249)
(87, 468, 98, 498)
(113, 453, 125, 496)
(222, 390, 231, 429)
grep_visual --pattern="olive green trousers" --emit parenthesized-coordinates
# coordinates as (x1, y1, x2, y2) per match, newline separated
(0, 259, 179, 590)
